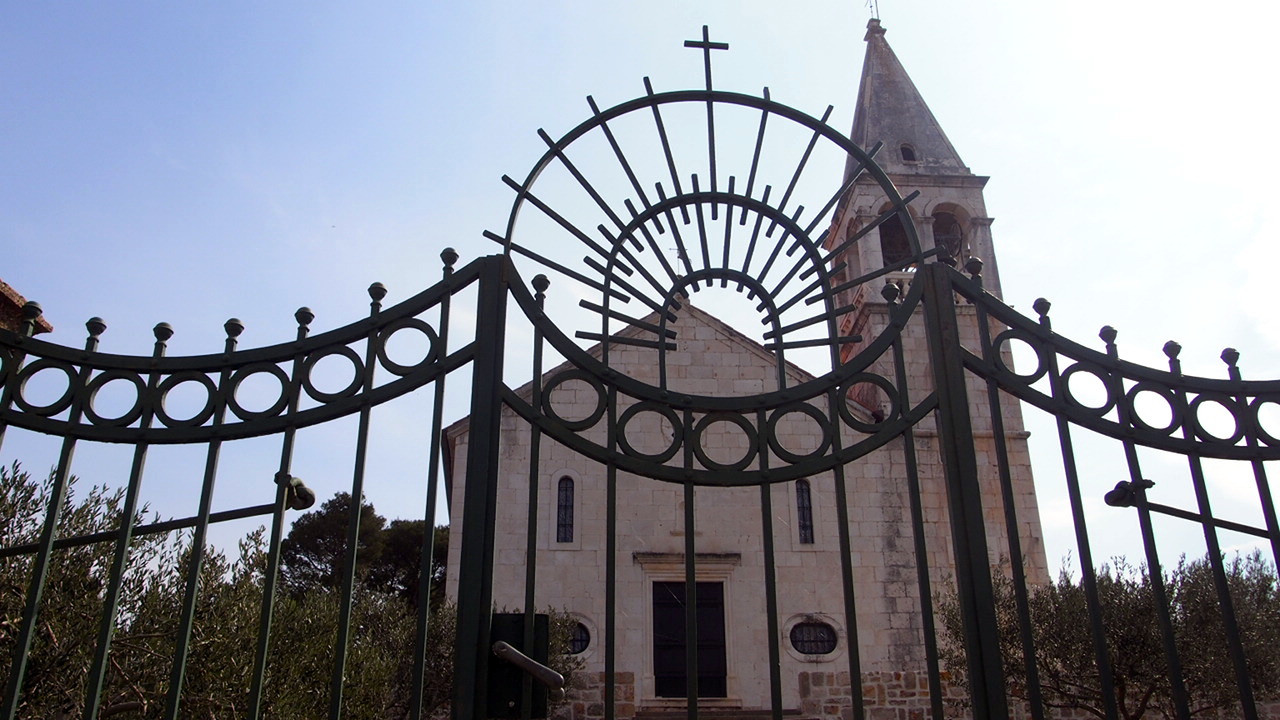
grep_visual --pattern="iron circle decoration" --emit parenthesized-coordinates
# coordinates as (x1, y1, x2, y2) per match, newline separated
(488, 38, 925, 402)
(992, 329, 1047, 384)
(766, 402, 833, 464)
(1187, 392, 1245, 445)
(541, 369, 607, 432)
(226, 363, 292, 421)
(837, 373, 899, 434)
(691, 411, 758, 472)
(154, 371, 219, 428)
(374, 317, 441, 377)
(302, 346, 365, 403)
(1060, 361, 1117, 415)
(1124, 381, 1181, 436)
(83, 370, 147, 427)
(13, 358, 79, 416)
(617, 401, 684, 464)
(1250, 397, 1280, 447)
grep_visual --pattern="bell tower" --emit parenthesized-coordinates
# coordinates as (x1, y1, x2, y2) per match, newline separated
(828, 18, 1002, 302)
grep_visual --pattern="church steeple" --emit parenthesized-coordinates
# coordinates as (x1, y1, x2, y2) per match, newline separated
(827, 17, 1003, 307)
(845, 18, 971, 180)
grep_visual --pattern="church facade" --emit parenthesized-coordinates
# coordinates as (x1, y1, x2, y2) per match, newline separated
(444, 19, 1047, 719)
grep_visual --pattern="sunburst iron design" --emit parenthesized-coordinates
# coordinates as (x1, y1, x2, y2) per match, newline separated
(485, 27, 927, 391)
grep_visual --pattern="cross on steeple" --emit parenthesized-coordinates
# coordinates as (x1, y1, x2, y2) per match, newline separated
(684, 25, 728, 92)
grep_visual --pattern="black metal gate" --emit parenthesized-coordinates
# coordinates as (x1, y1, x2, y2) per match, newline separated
(3, 29, 1280, 720)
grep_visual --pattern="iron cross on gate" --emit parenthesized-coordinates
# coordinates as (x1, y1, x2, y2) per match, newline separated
(684, 26, 729, 220)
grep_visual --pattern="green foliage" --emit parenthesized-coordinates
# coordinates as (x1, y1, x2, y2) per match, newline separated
(0, 462, 165, 719)
(280, 493, 448, 610)
(939, 554, 1280, 720)
(1, 472, 572, 719)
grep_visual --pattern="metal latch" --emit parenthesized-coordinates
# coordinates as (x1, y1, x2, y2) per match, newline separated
(486, 613, 564, 718)
(493, 641, 566, 700)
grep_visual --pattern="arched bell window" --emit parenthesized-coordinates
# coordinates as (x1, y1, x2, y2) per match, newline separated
(878, 213, 911, 268)
(932, 211, 964, 261)
(900, 144, 917, 162)
(556, 476, 574, 543)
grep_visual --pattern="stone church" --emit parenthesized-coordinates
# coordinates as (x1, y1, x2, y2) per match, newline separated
(444, 19, 1047, 719)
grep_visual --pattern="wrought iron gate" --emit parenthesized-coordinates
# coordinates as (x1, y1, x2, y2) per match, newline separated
(4, 28, 1280, 720)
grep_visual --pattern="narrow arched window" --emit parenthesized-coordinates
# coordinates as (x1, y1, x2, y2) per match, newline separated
(796, 479, 814, 544)
(900, 144, 917, 162)
(557, 477, 574, 543)
(878, 213, 911, 268)
(932, 211, 964, 261)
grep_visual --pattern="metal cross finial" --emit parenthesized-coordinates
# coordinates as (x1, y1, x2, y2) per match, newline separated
(684, 25, 728, 92)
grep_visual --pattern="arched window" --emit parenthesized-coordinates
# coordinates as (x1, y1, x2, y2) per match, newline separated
(900, 144, 917, 162)
(557, 477, 574, 543)
(796, 479, 814, 544)
(878, 213, 911, 268)
(932, 211, 964, 261)
(569, 622, 591, 654)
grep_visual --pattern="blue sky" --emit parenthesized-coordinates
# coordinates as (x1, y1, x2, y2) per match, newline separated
(4, 2, 1280, 564)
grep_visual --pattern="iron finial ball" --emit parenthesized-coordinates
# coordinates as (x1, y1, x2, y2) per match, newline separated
(85, 317, 107, 338)
(295, 307, 315, 328)
(20, 301, 42, 321)
(1163, 340, 1182, 360)
(532, 274, 551, 293)
(1099, 326, 1118, 345)
(880, 280, 900, 303)
(153, 322, 174, 342)
(441, 247, 459, 267)
(224, 318, 245, 339)
(1222, 347, 1240, 368)
(368, 282, 388, 303)
(964, 256, 983, 278)
(1032, 298, 1051, 318)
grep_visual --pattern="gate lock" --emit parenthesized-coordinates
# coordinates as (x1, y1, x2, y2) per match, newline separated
(487, 613, 566, 718)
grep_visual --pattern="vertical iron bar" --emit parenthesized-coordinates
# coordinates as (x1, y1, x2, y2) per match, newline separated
(1033, 300, 1117, 720)
(454, 257, 509, 720)
(681, 408, 700, 717)
(1, 317, 94, 720)
(163, 322, 240, 720)
(1166, 346, 1257, 720)
(886, 301, 945, 720)
(603, 333, 619, 720)
(82, 322, 166, 720)
(1223, 352, 1280, 569)
(604, 457, 618, 720)
(409, 250, 457, 719)
(972, 295, 1046, 720)
(519, 276, 549, 720)
(246, 308, 313, 719)
(327, 285, 387, 720)
(829, 438, 865, 720)
(682, 478, 699, 715)
(919, 263, 1008, 720)
(1097, 329, 1189, 720)
(756, 408, 784, 720)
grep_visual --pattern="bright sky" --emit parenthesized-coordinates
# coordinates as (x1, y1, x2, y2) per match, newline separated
(4, 2, 1279, 567)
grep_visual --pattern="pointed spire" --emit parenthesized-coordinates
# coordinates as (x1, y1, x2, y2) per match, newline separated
(846, 19, 970, 180)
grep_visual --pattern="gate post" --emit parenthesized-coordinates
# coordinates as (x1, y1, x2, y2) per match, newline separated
(454, 256, 510, 720)
(919, 263, 1009, 719)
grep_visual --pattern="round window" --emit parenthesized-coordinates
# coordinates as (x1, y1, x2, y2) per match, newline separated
(569, 622, 591, 654)
(789, 621, 837, 655)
